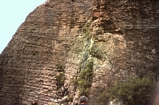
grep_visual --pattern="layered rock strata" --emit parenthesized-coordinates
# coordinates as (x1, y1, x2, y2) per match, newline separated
(0, 0, 159, 105)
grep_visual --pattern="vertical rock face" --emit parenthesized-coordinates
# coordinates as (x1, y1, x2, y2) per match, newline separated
(0, 0, 159, 105)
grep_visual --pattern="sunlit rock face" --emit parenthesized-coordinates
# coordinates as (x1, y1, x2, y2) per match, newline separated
(0, 0, 159, 105)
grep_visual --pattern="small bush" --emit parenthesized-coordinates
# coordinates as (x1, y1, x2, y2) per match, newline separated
(97, 75, 156, 105)
(82, 20, 92, 37)
(70, 17, 75, 28)
(73, 61, 93, 96)
(55, 72, 65, 86)
(65, 95, 73, 102)
(56, 64, 65, 72)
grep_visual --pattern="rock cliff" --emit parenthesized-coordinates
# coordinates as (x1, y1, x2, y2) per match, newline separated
(0, 0, 159, 105)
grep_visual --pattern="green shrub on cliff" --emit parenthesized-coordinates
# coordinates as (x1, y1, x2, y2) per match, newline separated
(56, 64, 65, 72)
(97, 75, 156, 105)
(82, 20, 91, 37)
(73, 61, 93, 96)
(55, 72, 65, 86)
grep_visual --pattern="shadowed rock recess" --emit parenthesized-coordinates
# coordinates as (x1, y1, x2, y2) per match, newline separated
(0, 0, 159, 105)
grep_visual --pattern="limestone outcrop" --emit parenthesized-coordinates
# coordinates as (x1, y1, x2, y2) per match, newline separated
(0, 0, 159, 105)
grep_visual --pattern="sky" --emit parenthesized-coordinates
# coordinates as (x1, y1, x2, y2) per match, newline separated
(0, 0, 46, 54)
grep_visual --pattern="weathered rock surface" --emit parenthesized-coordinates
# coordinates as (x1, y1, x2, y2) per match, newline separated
(0, 0, 159, 105)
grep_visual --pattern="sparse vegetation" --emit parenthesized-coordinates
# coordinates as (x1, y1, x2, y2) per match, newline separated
(97, 75, 156, 105)
(70, 17, 75, 28)
(65, 95, 73, 102)
(55, 72, 65, 86)
(89, 44, 103, 59)
(70, 17, 75, 24)
(55, 64, 65, 87)
(82, 20, 92, 37)
(73, 61, 93, 96)
(56, 64, 65, 72)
